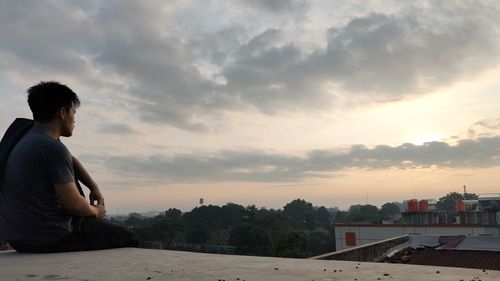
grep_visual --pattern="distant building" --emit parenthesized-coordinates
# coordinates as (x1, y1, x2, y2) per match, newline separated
(456, 194, 500, 224)
(400, 195, 500, 225)
(334, 195, 500, 250)
(401, 199, 447, 224)
(334, 223, 500, 251)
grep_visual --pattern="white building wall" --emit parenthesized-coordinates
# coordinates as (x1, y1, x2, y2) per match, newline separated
(335, 224, 487, 251)
(485, 225, 500, 236)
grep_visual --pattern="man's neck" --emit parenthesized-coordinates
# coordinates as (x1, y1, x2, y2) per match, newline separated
(33, 121, 61, 139)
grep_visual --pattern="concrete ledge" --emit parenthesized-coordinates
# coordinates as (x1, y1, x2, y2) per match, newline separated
(311, 235, 409, 262)
(1, 248, 499, 281)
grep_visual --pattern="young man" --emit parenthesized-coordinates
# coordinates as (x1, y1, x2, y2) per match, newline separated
(0, 81, 138, 252)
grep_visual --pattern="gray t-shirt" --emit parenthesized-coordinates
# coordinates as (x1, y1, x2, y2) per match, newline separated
(0, 127, 74, 245)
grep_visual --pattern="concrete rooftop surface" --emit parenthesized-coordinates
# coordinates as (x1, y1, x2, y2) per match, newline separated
(1, 248, 499, 281)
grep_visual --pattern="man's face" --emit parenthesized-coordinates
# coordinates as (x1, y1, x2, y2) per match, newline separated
(61, 105, 76, 137)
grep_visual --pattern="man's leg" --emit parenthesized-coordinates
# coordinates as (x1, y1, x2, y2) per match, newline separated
(11, 218, 139, 253)
(67, 218, 138, 251)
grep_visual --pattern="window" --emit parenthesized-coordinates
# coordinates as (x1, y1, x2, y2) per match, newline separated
(345, 232, 356, 246)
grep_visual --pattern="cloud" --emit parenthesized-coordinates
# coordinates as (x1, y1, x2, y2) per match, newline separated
(1, 1, 499, 131)
(473, 119, 500, 130)
(464, 118, 500, 138)
(0, 1, 98, 83)
(223, 5, 500, 112)
(0, 0, 217, 131)
(104, 150, 304, 183)
(235, 0, 309, 14)
(100, 136, 500, 183)
(318, 7, 500, 98)
(98, 123, 136, 135)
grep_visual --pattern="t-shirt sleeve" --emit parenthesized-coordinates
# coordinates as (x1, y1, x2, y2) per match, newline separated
(46, 142, 75, 184)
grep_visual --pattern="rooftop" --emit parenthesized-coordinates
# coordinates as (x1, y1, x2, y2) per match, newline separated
(384, 235, 500, 270)
(407, 248, 500, 270)
(1, 248, 499, 281)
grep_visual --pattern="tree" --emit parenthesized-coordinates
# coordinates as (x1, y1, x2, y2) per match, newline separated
(124, 214, 143, 228)
(381, 202, 400, 215)
(436, 191, 479, 211)
(315, 206, 332, 229)
(283, 199, 314, 228)
(436, 191, 479, 223)
(334, 210, 349, 223)
(182, 205, 222, 230)
(436, 192, 464, 212)
(219, 203, 245, 228)
(185, 223, 210, 244)
(303, 212, 316, 231)
(150, 215, 182, 247)
(229, 224, 271, 256)
(164, 208, 182, 220)
(464, 193, 479, 200)
(347, 204, 379, 223)
(308, 229, 335, 256)
(247, 207, 289, 230)
(380, 202, 401, 221)
(270, 229, 308, 258)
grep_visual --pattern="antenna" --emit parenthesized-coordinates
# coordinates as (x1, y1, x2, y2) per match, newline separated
(411, 175, 415, 198)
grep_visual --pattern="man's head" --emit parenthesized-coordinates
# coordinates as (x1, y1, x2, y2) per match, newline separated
(27, 81, 80, 137)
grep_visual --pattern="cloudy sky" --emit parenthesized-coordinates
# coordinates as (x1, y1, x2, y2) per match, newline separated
(1, 0, 500, 213)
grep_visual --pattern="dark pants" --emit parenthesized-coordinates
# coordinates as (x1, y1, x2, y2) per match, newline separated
(10, 218, 139, 253)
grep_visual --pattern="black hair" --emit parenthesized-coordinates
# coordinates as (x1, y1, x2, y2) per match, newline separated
(27, 81, 80, 122)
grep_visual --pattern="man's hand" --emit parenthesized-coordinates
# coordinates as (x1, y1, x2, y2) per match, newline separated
(89, 188, 105, 206)
(93, 203, 106, 220)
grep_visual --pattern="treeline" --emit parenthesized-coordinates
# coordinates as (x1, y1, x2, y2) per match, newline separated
(111, 199, 335, 257)
(110, 199, 401, 258)
(334, 202, 401, 223)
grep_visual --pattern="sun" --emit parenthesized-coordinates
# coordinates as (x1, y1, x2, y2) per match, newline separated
(409, 133, 445, 145)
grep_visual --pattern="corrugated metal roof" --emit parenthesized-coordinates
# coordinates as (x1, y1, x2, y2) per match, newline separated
(408, 249, 500, 270)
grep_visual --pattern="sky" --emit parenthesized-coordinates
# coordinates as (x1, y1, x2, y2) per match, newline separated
(1, 0, 500, 214)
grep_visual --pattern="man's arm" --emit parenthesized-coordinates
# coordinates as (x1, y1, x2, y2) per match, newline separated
(72, 156, 105, 205)
(54, 181, 106, 219)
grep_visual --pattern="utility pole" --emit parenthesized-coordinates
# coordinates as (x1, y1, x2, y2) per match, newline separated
(463, 185, 467, 195)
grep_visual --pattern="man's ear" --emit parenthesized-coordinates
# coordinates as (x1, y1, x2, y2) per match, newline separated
(56, 107, 66, 120)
